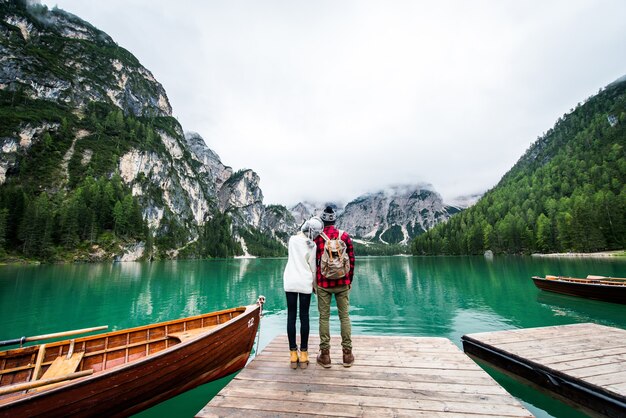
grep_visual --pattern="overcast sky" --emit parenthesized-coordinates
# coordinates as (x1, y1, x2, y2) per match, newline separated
(40, 1, 626, 206)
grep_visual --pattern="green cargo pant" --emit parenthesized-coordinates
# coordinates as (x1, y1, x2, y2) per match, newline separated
(317, 285, 352, 350)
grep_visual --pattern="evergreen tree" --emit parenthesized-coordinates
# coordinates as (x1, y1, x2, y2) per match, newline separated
(199, 212, 242, 258)
(535, 213, 553, 252)
(113, 200, 127, 237)
(0, 208, 8, 253)
(19, 193, 54, 259)
(59, 197, 80, 248)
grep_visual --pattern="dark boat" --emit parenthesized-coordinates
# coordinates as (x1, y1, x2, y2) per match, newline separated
(0, 299, 264, 417)
(531, 275, 626, 304)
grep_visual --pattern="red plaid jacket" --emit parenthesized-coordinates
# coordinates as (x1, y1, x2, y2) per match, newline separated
(314, 225, 355, 288)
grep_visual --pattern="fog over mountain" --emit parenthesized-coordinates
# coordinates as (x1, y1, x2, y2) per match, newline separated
(38, 0, 626, 205)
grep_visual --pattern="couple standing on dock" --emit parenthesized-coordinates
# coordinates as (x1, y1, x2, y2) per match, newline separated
(283, 206, 356, 369)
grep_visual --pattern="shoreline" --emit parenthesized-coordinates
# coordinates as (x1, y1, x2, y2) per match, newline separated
(531, 250, 625, 258)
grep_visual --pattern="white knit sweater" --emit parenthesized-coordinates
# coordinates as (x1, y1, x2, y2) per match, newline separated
(283, 232, 316, 294)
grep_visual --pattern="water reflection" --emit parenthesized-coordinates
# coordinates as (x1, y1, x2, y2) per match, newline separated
(1, 256, 625, 418)
(237, 257, 252, 279)
(131, 277, 153, 319)
(536, 291, 626, 327)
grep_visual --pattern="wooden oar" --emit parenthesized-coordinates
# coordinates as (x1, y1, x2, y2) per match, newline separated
(0, 370, 93, 396)
(0, 326, 108, 348)
(550, 276, 626, 286)
(588, 275, 626, 282)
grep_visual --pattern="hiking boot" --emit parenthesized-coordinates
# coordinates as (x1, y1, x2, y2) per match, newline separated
(317, 348, 331, 368)
(342, 348, 354, 367)
(290, 350, 298, 369)
(299, 350, 309, 369)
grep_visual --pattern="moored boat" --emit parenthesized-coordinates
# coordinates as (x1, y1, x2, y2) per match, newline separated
(531, 275, 626, 304)
(0, 298, 264, 417)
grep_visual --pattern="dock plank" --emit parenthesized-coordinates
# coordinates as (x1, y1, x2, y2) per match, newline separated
(585, 370, 626, 386)
(197, 405, 515, 418)
(462, 323, 626, 418)
(216, 386, 531, 416)
(225, 378, 522, 406)
(548, 353, 626, 371)
(197, 335, 532, 417)
(236, 372, 511, 395)
(537, 346, 626, 364)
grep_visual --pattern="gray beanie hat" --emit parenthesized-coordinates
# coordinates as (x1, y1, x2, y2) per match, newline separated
(320, 206, 336, 222)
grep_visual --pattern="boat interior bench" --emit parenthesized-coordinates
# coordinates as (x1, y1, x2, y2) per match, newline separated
(40, 352, 85, 380)
(168, 326, 217, 342)
(28, 351, 85, 393)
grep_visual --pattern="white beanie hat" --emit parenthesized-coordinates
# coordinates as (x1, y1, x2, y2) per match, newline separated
(301, 216, 323, 239)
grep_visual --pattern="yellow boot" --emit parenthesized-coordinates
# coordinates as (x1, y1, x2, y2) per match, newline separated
(290, 350, 298, 369)
(299, 350, 309, 369)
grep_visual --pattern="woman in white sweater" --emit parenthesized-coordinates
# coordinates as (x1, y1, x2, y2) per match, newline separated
(283, 216, 323, 369)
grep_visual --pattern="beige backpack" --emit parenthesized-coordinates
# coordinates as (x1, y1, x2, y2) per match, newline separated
(319, 230, 350, 279)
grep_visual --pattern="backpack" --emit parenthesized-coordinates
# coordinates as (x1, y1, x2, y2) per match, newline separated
(319, 230, 350, 279)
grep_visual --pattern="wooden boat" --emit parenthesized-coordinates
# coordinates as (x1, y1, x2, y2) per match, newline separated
(532, 275, 626, 304)
(0, 299, 264, 417)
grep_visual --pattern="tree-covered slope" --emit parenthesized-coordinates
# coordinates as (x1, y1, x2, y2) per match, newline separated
(412, 77, 626, 255)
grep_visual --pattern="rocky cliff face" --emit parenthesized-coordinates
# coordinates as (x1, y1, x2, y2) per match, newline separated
(117, 128, 218, 234)
(0, 2, 290, 258)
(336, 184, 461, 245)
(218, 169, 264, 228)
(262, 204, 298, 242)
(0, 3, 171, 118)
(184, 131, 233, 195)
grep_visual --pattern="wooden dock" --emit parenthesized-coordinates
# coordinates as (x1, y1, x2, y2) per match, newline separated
(462, 323, 626, 418)
(197, 335, 532, 417)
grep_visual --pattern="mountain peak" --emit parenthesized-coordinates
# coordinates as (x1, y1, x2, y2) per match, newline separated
(336, 184, 457, 245)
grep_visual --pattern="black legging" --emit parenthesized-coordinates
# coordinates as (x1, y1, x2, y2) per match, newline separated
(286, 292, 311, 351)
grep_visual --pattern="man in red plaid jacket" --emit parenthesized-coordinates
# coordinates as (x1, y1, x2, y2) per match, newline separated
(314, 206, 355, 368)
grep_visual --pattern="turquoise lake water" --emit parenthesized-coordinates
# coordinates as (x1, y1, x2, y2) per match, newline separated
(1, 256, 625, 417)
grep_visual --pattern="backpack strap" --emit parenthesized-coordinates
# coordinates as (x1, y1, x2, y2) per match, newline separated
(318, 231, 330, 261)
(337, 230, 345, 257)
